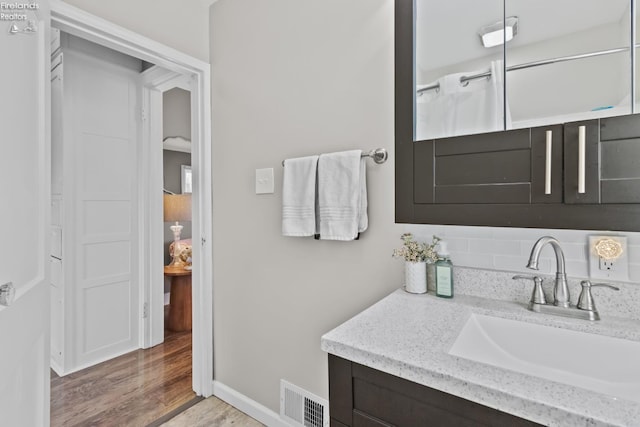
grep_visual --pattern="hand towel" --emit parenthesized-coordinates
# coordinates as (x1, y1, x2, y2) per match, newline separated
(282, 155, 319, 237)
(318, 150, 368, 240)
(358, 156, 368, 233)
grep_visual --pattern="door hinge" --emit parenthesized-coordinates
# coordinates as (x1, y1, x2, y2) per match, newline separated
(141, 107, 147, 122)
(201, 237, 206, 246)
(142, 302, 148, 318)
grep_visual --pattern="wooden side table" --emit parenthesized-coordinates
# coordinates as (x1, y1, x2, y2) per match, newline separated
(164, 266, 192, 332)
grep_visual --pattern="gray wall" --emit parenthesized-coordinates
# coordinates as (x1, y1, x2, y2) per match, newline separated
(163, 88, 191, 140)
(211, 0, 640, 415)
(211, 0, 400, 411)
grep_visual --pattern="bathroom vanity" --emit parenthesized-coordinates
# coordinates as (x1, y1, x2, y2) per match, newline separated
(321, 283, 640, 426)
(327, 355, 538, 426)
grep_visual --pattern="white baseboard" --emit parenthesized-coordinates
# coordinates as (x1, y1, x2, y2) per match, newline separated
(52, 345, 137, 377)
(50, 358, 63, 377)
(212, 381, 290, 427)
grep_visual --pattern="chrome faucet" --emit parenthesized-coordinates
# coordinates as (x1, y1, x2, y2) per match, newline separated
(513, 236, 620, 321)
(526, 236, 570, 308)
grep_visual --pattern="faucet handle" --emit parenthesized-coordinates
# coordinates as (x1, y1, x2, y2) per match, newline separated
(577, 280, 619, 311)
(512, 274, 540, 281)
(513, 275, 547, 306)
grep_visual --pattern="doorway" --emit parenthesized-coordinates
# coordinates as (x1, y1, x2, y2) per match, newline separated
(162, 86, 194, 336)
(50, 0, 213, 399)
(50, 45, 200, 422)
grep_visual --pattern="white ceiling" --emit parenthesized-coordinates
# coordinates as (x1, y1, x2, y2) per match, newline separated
(416, 0, 630, 71)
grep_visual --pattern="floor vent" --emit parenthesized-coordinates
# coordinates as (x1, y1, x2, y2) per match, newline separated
(280, 380, 329, 427)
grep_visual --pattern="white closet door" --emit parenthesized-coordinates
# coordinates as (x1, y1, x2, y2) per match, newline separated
(67, 51, 140, 368)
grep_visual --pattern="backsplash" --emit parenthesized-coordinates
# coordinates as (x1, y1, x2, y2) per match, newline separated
(453, 267, 640, 321)
(404, 225, 640, 284)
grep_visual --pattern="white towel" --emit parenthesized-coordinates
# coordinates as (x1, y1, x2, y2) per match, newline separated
(416, 60, 511, 140)
(282, 155, 319, 237)
(318, 150, 368, 241)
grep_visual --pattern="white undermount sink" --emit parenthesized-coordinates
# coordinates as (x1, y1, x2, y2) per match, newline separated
(449, 314, 640, 403)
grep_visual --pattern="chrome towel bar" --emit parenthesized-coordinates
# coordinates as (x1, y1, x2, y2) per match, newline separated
(282, 148, 388, 167)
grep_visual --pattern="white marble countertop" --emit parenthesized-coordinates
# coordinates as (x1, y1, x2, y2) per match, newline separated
(321, 289, 640, 426)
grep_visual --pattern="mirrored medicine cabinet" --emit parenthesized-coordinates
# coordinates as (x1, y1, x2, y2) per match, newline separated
(395, 0, 640, 231)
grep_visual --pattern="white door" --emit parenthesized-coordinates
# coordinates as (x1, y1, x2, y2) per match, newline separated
(0, 2, 51, 425)
(64, 46, 141, 369)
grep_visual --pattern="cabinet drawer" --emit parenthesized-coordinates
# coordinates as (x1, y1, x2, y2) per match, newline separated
(353, 411, 392, 427)
(413, 127, 563, 205)
(565, 116, 640, 204)
(600, 116, 640, 203)
(353, 377, 480, 426)
(331, 419, 350, 427)
(329, 354, 541, 427)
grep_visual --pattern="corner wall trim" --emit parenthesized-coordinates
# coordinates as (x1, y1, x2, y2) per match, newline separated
(212, 381, 289, 427)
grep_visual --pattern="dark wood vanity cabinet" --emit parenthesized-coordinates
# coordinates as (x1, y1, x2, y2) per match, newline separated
(399, 114, 640, 230)
(413, 114, 640, 208)
(328, 355, 541, 427)
(414, 125, 563, 205)
(564, 115, 640, 205)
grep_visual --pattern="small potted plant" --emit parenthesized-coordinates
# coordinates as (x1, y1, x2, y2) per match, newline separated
(393, 233, 440, 293)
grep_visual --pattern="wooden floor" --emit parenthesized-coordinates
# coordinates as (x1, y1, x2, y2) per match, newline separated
(160, 396, 264, 427)
(51, 311, 195, 427)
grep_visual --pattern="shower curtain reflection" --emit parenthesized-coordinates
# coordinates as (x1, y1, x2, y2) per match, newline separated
(416, 60, 511, 141)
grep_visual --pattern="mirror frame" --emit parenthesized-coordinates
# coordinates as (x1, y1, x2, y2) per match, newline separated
(394, 0, 640, 231)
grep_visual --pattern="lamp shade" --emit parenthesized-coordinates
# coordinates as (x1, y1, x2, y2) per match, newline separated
(163, 194, 192, 222)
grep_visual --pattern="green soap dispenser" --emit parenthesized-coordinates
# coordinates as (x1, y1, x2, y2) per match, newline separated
(435, 241, 454, 298)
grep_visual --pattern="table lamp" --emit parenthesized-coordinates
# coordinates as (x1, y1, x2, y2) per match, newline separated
(163, 193, 192, 268)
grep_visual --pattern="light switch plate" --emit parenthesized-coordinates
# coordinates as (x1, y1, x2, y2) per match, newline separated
(588, 235, 628, 281)
(255, 168, 274, 194)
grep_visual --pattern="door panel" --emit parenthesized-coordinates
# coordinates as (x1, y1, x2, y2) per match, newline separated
(531, 125, 563, 204)
(599, 115, 640, 203)
(564, 115, 640, 204)
(0, 17, 44, 290)
(83, 280, 132, 352)
(414, 128, 536, 205)
(66, 50, 140, 368)
(0, 1, 51, 423)
(564, 120, 600, 204)
(0, 285, 49, 426)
